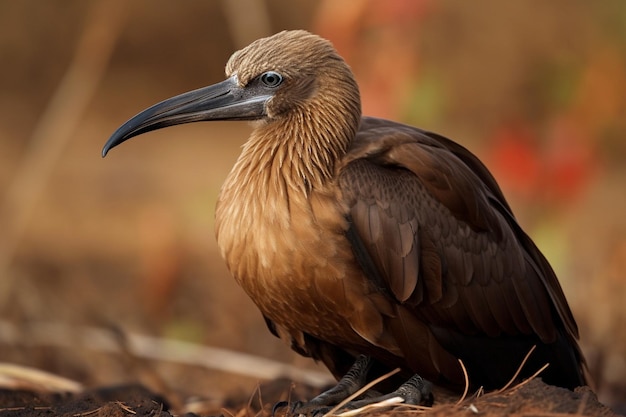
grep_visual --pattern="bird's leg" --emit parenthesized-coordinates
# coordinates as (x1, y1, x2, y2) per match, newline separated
(275, 356, 434, 416)
(339, 373, 434, 410)
(274, 355, 373, 416)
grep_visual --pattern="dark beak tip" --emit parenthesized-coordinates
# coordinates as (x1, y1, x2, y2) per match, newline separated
(102, 131, 124, 158)
(101, 141, 114, 158)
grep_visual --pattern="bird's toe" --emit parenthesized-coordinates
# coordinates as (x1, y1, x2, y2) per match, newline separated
(272, 400, 330, 417)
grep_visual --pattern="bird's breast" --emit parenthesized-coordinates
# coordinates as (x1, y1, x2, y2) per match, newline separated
(215, 172, 368, 346)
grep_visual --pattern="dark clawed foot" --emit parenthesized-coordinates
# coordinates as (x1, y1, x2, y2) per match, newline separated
(272, 400, 289, 417)
(273, 356, 433, 416)
(273, 374, 434, 416)
(274, 355, 372, 416)
(394, 374, 434, 406)
(293, 401, 332, 417)
(272, 400, 330, 417)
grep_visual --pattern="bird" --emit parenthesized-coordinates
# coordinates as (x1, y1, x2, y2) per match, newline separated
(103, 30, 587, 412)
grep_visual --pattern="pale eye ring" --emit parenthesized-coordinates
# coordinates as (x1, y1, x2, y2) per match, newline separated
(260, 71, 283, 88)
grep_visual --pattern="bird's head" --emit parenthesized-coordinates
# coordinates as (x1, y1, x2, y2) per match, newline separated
(102, 30, 361, 156)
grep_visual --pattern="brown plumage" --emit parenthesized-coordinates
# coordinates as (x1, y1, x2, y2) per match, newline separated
(103, 30, 586, 399)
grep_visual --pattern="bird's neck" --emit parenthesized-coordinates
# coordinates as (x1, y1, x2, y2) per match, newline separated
(216, 70, 361, 261)
(222, 54, 362, 197)
(231, 94, 361, 197)
(215, 76, 361, 293)
(246, 120, 348, 191)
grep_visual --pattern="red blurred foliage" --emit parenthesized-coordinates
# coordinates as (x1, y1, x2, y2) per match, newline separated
(488, 119, 597, 208)
(487, 47, 626, 208)
(487, 122, 542, 203)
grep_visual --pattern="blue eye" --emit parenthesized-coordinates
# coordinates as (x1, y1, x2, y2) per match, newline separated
(260, 71, 283, 88)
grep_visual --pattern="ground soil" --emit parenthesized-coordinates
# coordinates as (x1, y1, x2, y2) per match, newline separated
(0, 378, 619, 417)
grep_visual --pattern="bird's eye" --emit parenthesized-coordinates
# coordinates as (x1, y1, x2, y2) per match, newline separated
(260, 71, 283, 88)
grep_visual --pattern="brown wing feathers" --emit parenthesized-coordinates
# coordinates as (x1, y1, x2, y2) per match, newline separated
(341, 116, 585, 388)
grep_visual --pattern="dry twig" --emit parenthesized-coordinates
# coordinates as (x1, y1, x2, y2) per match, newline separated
(454, 359, 470, 406)
(497, 345, 539, 393)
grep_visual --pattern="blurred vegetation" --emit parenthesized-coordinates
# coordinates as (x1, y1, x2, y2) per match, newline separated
(0, 0, 624, 410)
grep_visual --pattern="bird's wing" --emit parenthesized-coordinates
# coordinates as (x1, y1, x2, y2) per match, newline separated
(339, 117, 579, 344)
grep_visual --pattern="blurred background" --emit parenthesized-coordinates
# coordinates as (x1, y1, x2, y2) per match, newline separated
(0, 0, 624, 411)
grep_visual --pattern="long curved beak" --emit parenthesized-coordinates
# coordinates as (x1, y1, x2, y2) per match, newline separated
(102, 75, 270, 157)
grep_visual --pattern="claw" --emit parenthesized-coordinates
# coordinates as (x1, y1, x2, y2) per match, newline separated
(272, 400, 289, 417)
(394, 374, 433, 406)
(289, 401, 330, 417)
(272, 356, 434, 416)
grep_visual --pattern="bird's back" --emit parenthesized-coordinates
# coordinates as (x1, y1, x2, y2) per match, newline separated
(334, 116, 586, 389)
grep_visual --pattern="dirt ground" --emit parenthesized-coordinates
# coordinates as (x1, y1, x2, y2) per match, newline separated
(0, 378, 618, 417)
(1, 1, 625, 416)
